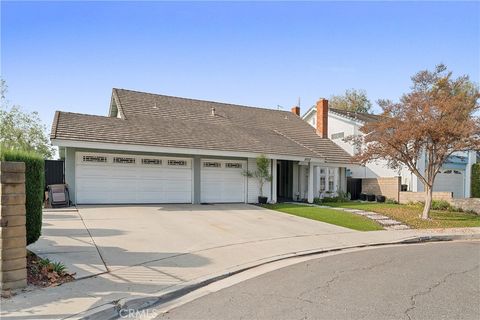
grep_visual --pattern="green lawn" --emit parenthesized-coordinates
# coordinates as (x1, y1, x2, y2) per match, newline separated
(323, 202, 480, 229)
(264, 203, 383, 231)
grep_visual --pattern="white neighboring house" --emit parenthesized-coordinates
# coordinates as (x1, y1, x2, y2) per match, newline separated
(302, 100, 477, 198)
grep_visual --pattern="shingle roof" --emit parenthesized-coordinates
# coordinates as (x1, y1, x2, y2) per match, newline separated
(329, 107, 383, 123)
(51, 88, 353, 164)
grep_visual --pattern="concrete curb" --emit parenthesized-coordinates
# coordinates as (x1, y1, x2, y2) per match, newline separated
(78, 233, 480, 320)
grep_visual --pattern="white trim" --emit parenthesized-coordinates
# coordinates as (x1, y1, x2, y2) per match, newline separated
(52, 138, 325, 163)
(307, 162, 314, 203)
(301, 106, 317, 120)
(271, 159, 277, 204)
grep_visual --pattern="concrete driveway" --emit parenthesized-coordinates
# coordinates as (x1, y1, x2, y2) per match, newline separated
(36, 204, 353, 277)
(6, 204, 392, 319)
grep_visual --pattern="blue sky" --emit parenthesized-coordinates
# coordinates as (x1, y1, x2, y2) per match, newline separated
(2, 1, 479, 129)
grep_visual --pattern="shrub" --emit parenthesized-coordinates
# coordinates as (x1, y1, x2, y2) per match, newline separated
(430, 200, 452, 211)
(1, 149, 44, 245)
(385, 198, 398, 204)
(472, 163, 480, 198)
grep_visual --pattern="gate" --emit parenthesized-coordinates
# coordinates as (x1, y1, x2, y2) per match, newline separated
(347, 178, 362, 200)
(44, 160, 65, 189)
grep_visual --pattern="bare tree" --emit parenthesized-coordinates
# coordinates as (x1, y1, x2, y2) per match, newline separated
(353, 65, 479, 219)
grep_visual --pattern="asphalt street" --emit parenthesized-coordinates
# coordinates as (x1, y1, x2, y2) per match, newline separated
(157, 241, 480, 320)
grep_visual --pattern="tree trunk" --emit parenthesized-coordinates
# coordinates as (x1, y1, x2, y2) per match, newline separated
(422, 185, 433, 220)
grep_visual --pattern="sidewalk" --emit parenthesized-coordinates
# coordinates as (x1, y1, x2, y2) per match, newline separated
(2, 227, 479, 320)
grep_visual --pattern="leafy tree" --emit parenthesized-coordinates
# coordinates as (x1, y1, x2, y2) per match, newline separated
(243, 154, 272, 198)
(0, 81, 54, 159)
(330, 89, 372, 113)
(353, 65, 479, 219)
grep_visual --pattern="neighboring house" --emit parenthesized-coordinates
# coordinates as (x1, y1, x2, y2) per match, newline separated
(302, 101, 477, 198)
(50, 89, 352, 205)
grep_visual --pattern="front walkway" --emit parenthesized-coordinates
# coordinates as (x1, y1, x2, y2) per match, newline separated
(2, 204, 479, 319)
(316, 204, 410, 230)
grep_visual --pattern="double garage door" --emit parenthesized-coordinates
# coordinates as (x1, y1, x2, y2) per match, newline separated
(433, 169, 465, 198)
(75, 153, 246, 204)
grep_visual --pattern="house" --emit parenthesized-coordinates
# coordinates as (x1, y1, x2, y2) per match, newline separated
(50, 89, 353, 205)
(302, 101, 477, 198)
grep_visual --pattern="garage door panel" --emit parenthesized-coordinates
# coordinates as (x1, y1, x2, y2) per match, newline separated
(76, 153, 192, 204)
(201, 160, 245, 203)
(433, 169, 464, 198)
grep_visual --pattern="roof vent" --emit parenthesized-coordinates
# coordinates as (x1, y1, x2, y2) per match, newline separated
(211, 107, 216, 116)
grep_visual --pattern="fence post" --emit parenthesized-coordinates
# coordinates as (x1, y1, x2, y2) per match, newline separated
(0, 161, 27, 291)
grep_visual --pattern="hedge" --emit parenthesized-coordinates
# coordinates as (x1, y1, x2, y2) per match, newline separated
(1, 149, 44, 245)
(472, 163, 480, 198)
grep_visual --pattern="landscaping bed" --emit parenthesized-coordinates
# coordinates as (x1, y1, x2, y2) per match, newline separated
(323, 202, 480, 229)
(27, 251, 75, 288)
(263, 203, 383, 231)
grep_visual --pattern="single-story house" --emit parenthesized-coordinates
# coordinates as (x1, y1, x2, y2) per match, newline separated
(50, 89, 352, 205)
(302, 101, 477, 198)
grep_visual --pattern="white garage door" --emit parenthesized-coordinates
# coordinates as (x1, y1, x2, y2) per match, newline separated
(433, 169, 465, 198)
(201, 159, 246, 203)
(76, 153, 192, 204)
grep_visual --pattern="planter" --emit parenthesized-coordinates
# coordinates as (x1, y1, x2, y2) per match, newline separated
(359, 193, 367, 201)
(258, 196, 268, 204)
(376, 195, 386, 203)
(367, 194, 376, 202)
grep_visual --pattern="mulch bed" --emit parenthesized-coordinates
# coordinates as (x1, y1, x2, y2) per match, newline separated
(27, 251, 75, 287)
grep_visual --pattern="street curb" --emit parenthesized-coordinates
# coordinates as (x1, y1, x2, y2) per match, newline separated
(79, 234, 480, 320)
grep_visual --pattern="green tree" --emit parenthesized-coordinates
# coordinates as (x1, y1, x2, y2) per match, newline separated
(330, 89, 372, 113)
(0, 81, 54, 159)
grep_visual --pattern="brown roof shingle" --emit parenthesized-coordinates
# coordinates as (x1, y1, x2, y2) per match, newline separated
(51, 89, 353, 163)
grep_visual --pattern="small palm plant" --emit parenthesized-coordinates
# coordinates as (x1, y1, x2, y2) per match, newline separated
(243, 154, 272, 203)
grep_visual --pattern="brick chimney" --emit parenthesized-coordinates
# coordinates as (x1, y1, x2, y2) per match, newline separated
(290, 106, 300, 116)
(316, 98, 328, 138)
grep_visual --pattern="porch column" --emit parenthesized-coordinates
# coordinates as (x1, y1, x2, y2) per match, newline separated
(307, 162, 314, 203)
(271, 159, 277, 204)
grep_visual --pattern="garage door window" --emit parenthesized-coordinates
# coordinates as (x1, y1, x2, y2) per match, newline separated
(82, 155, 107, 163)
(142, 158, 162, 165)
(113, 157, 136, 164)
(204, 162, 221, 168)
(168, 160, 187, 166)
(225, 163, 242, 169)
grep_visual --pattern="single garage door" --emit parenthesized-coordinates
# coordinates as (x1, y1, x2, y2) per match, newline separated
(433, 169, 465, 198)
(76, 153, 192, 204)
(201, 159, 246, 203)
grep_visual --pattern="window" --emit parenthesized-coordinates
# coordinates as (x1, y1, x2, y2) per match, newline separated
(203, 162, 221, 168)
(331, 132, 345, 140)
(168, 160, 187, 166)
(328, 168, 335, 191)
(443, 170, 452, 174)
(113, 157, 135, 164)
(318, 167, 326, 192)
(319, 177, 326, 192)
(142, 158, 162, 165)
(453, 170, 462, 175)
(83, 155, 107, 163)
(225, 163, 242, 169)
